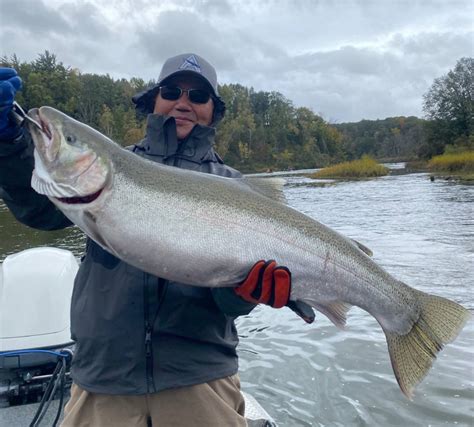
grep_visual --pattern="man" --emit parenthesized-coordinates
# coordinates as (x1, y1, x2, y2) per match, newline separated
(0, 54, 296, 426)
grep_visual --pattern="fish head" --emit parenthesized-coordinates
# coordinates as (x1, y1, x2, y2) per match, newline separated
(27, 106, 111, 204)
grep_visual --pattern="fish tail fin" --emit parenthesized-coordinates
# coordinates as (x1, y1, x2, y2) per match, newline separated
(384, 291, 470, 399)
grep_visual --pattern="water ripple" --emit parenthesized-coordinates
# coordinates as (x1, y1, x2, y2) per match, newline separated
(1, 173, 473, 426)
(238, 172, 474, 426)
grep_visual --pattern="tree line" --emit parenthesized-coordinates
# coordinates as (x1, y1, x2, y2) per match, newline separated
(2, 52, 472, 172)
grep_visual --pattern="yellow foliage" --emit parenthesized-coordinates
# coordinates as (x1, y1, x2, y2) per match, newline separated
(428, 151, 474, 172)
(311, 155, 389, 178)
(122, 128, 144, 146)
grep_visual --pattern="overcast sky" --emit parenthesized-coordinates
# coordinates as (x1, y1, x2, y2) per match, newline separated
(1, 0, 472, 122)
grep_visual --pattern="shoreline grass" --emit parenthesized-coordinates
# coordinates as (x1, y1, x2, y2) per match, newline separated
(428, 151, 474, 182)
(428, 151, 474, 173)
(310, 156, 389, 179)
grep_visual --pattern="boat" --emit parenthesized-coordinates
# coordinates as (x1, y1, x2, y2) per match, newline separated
(0, 247, 276, 426)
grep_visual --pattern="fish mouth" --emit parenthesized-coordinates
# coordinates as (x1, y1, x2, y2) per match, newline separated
(28, 108, 53, 140)
(27, 108, 58, 164)
(38, 111, 53, 140)
(56, 188, 103, 205)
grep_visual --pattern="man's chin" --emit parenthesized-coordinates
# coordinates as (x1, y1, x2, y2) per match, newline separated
(176, 123, 194, 140)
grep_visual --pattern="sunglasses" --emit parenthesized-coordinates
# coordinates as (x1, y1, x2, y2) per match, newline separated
(159, 85, 213, 104)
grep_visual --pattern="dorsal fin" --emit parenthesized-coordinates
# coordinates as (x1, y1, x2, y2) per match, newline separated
(350, 238, 373, 257)
(243, 177, 287, 204)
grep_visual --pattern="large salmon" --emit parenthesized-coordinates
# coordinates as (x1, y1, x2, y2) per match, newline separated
(26, 106, 470, 398)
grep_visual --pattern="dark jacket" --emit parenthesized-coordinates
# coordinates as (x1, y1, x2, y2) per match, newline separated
(0, 114, 256, 394)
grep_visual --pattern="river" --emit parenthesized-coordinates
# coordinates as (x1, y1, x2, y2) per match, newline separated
(0, 167, 473, 426)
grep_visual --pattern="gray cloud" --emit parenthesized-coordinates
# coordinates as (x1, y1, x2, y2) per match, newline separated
(58, 1, 111, 39)
(0, 0, 72, 36)
(135, 10, 239, 73)
(0, 0, 111, 44)
(1, 0, 472, 122)
(198, 0, 234, 16)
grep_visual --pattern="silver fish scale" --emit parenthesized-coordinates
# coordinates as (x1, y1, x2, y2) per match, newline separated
(72, 145, 419, 335)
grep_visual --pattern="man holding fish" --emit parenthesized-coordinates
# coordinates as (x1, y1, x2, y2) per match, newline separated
(1, 51, 470, 426)
(0, 54, 297, 426)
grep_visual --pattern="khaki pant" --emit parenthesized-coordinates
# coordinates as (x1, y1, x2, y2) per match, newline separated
(60, 375, 247, 427)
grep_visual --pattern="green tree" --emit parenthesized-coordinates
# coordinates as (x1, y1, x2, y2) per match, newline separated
(336, 117, 426, 161)
(4, 50, 430, 171)
(217, 84, 256, 169)
(422, 57, 474, 157)
(99, 104, 114, 137)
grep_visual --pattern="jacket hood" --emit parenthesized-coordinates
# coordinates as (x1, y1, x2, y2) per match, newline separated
(134, 114, 221, 165)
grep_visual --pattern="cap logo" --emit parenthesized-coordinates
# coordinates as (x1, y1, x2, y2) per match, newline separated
(179, 55, 202, 73)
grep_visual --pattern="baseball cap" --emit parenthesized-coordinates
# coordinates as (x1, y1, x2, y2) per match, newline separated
(132, 53, 226, 124)
(158, 53, 220, 96)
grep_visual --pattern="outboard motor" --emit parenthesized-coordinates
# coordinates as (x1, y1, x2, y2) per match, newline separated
(0, 247, 77, 407)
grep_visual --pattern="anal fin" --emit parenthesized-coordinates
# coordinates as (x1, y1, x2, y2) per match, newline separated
(310, 301, 352, 329)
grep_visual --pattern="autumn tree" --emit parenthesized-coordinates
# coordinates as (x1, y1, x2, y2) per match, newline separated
(421, 57, 474, 157)
(2, 50, 405, 170)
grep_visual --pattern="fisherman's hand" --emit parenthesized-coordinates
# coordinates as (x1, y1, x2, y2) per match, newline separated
(0, 68, 22, 141)
(235, 260, 291, 308)
(235, 260, 316, 323)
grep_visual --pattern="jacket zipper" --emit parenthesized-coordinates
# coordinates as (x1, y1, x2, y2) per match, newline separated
(144, 275, 168, 393)
(145, 321, 154, 392)
(144, 274, 156, 393)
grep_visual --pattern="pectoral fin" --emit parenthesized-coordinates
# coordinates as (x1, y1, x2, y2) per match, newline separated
(287, 300, 316, 324)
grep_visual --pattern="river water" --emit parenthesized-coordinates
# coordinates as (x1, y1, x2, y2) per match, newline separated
(0, 168, 473, 426)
